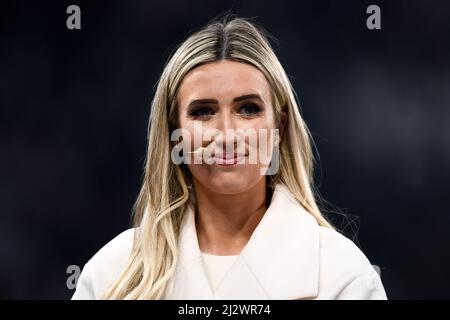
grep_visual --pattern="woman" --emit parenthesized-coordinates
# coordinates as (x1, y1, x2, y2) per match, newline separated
(72, 15, 387, 300)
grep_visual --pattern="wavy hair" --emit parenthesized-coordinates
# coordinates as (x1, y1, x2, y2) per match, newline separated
(103, 14, 333, 300)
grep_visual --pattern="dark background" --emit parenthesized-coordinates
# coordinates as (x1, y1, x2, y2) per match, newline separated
(1, 0, 449, 299)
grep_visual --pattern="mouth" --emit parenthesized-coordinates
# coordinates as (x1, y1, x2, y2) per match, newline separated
(212, 153, 247, 166)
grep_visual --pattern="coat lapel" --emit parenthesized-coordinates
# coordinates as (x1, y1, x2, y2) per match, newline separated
(164, 184, 320, 300)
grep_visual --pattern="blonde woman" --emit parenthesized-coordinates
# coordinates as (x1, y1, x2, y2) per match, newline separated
(72, 15, 387, 300)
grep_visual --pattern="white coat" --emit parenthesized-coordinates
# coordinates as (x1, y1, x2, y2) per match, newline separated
(72, 184, 387, 300)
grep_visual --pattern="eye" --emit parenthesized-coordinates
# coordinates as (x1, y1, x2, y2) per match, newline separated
(190, 107, 214, 118)
(239, 103, 261, 116)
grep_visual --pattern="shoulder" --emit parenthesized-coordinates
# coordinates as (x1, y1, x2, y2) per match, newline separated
(71, 228, 136, 300)
(318, 226, 372, 275)
(316, 226, 387, 299)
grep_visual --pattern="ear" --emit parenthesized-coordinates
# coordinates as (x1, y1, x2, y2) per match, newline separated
(279, 109, 288, 139)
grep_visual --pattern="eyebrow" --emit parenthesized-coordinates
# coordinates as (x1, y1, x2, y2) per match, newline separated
(187, 94, 265, 108)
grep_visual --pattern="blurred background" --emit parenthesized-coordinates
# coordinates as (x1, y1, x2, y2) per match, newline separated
(1, 0, 449, 299)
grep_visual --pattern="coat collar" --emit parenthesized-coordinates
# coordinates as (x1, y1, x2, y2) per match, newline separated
(164, 183, 320, 300)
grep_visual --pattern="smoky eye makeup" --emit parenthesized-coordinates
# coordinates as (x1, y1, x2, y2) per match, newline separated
(187, 105, 216, 118)
(187, 104, 262, 119)
(238, 102, 263, 116)
(184, 95, 267, 119)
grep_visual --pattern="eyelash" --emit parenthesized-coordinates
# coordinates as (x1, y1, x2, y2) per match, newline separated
(189, 103, 262, 119)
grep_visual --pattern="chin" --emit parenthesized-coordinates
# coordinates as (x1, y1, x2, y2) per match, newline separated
(206, 174, 253, 195)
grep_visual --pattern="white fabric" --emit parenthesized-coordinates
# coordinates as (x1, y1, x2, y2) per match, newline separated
(72, 183, 388, 300)
(200, 252, 239, 292)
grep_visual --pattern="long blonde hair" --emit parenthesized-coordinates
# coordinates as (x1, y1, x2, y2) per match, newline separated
(103, 14, 333, 300)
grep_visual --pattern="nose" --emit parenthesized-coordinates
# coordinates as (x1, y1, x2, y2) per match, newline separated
(216, 106, 235, 131)
(213, 109, 240, 152)
(213, 131, 240, 154)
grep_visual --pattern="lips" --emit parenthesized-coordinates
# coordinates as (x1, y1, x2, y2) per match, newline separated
(212, 153, 246, 166)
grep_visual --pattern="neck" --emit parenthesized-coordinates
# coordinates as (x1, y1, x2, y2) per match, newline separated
(193, 179, 270, 256)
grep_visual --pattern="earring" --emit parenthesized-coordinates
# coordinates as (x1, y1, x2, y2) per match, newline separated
(274, 137, 280, 147)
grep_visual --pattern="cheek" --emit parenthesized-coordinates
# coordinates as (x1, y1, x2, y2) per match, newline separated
(246, 117, 277, 155)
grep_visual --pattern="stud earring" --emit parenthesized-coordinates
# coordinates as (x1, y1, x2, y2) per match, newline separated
(274, 138, 280, 147)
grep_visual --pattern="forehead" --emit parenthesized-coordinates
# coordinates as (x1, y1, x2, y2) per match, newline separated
(177, 60, 272, 107)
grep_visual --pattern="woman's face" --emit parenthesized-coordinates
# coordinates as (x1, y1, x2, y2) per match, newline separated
(176, 60, 280, 195)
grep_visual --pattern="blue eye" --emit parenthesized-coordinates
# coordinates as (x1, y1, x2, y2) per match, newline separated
(190, 107, 214, 118)
(240, 103, 261, 116)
